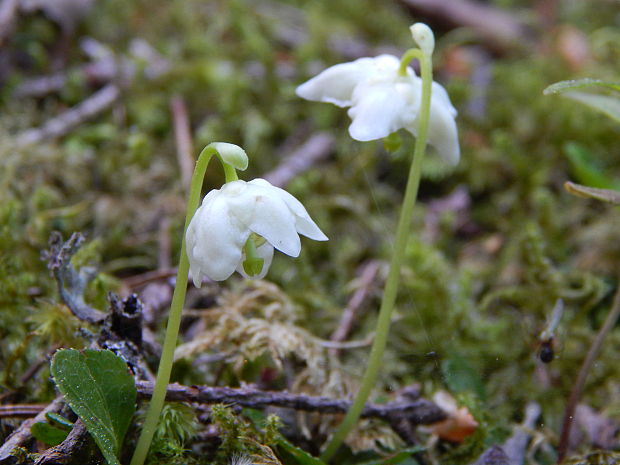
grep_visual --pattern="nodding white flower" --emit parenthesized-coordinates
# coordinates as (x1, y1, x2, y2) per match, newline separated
(186, 178, 328, 285)
(296, 54, 460, 165)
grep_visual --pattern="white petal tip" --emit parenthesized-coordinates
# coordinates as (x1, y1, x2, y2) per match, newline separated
(295, 83, 309, 99)
(348, 124, 388, 142)
(191, 272, 202, 288)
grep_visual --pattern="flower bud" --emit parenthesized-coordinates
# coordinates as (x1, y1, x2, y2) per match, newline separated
(210, 142, 248, 171)
(410, 23, 435, 57)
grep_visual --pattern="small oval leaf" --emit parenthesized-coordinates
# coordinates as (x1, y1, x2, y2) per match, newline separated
(51, 349, 137, 465)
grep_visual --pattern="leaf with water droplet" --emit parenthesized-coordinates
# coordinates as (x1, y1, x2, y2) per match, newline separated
(51, 349, 136, 465)
(31, 421, 70, 446)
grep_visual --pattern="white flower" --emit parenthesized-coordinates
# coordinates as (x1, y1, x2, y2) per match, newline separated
(296, 54, 460, 165)
(186, 178, 328, 284)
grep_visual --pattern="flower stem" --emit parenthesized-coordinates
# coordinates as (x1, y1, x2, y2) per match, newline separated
(557, 277, 620, 462)
(398, 48, 424, 77)
(130, 144, 239, 465)
(320, 50, 434, 461)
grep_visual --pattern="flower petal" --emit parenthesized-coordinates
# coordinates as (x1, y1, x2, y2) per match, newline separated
(406, 81, 460, 165)
(227, 183, 302, 257)
(347, 82, 410, 141)
(186, 192, 249, 282)
(247, 179, 328, 241)
(296, 57, 377, 107)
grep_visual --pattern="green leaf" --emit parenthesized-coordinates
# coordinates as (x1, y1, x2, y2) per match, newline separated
(442, 353, 486, 400)
(31, 422, 70, 446)
(46, 412, 74, 431)
(277, 437, 327, 465)
(564, 181, 620, 205)
(51, 349, 137, 465)
(563, 91, 620, 123)
(356, 446, 426, 465)
(543, 78, 620, 95)
(564, 142, 620, 190)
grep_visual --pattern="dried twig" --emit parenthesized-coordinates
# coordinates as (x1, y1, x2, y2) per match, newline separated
(557, 280, 620, 462)
(158, 217, 172, 270)
(15, 84, 120, 147)
(122, 268, 178, 289)
(470, 445, 510, 465)
(399, 0, 531, 54)
(42, 232, 107, 324)
(502, 402, 541, 465)
(0, 0, 18, 45)
(34, 419, 99, 465)
(136, 381, 446, 425)
(170, 96, 194, 193)
(14, 37, 168, 98)
(0, 404, 48, 418)
(330, 260, 380, 357)
(0, 398, 64, 465)
(264, 133, 334, 188)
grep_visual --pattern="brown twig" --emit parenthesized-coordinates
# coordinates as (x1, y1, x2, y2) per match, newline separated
(263, 133, 334, 188)
(136, 381, 446, 425)
(42, 232, 107, 324)
(122, 268, 178, 290)
(399, 0, 532, 54)
(158, 217, 172, 271)
(0, 0, 18, 45)
(557, 281, 620, 462)
(0, 404, 48, 418)
(19, 344, 63, 386)
(34, 419, 99, 465)
(15, 84, 120, 147)
(14, 37, 169, 99)
(0, 398, 63, 465)
(470, 445, 510, 465)
(502, 402, 541, 465)
(329, 260, 380, 357)
(170, 96, 194, 193)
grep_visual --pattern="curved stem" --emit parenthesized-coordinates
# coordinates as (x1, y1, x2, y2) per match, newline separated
(557, 277, 620, 463)
(321, 51, 434, 461)
(398, 48, 425, 77)
(130, 144, 239, 465)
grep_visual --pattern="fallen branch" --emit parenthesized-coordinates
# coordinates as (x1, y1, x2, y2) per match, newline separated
(34, 419, 99, 465)
(399, 0, 532, 54)
(0, 398, 63, 465)
(15, 84, 120, 147)
(122, 268, 178, 290)
(136, 381, 446, 425)
(0, 0, 18, 45)
(470, 445, 510, 465)
(14, 37, 168, 99)
(0, 404, 49, 418)
(264, 132, 334, 188)
(42, 232, 107, 324)
(557, 279, 620, 462)
(502, 402, 541, 465)
(330, 260, 380, 357)
(170, 96, 194, 193)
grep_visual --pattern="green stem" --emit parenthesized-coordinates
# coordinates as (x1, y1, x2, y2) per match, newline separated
(320, 50, 433, 462)
(130, 144, 238, 465)
(557, 275, 620, 462)
(398, 48, 424, 77)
